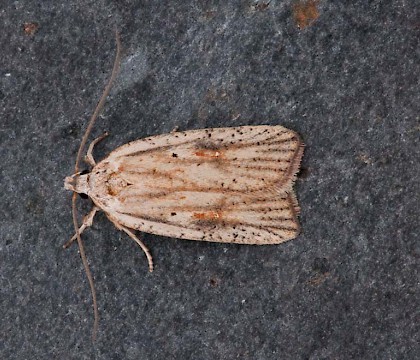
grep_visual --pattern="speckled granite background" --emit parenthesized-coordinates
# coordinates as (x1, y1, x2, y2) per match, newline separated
(1, 1, 419, 359)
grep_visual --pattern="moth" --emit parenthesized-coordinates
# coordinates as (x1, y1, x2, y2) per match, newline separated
(64, 32, 304, 339)
(66, 125, 304, 252)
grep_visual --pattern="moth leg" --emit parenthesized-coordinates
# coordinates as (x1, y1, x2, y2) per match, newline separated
(170, 126, 179, 133)
(63, 206, 99, 249)
(85, 132, 109, 167)
(120, 227, 154, 273)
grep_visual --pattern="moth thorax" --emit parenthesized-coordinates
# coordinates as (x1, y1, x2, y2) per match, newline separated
(106, 172, 129, 196)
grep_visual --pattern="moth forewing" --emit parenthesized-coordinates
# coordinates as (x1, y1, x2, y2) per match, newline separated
(81, 125, 304, 245)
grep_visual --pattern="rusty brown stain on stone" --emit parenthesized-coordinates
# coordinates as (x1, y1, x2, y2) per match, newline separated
(23, 22, 39, 36)
(292, 0, 320, 29)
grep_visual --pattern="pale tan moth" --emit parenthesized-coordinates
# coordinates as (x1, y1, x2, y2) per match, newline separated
(64, 32, 304, 340)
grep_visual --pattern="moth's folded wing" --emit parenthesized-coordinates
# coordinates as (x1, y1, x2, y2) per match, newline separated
(107, 188, 300, 244)
(99, 125, 303, 243)
(108, 125, 304, 194)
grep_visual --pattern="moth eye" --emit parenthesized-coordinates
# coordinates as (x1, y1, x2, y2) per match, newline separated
(80, 169, 90, 175)
(79, 193, 89, 199)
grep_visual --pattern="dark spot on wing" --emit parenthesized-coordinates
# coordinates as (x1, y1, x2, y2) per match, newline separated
(195, 140, 220, 151)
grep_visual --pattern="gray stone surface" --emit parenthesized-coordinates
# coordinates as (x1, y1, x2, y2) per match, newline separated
(1, 1, 419, 359)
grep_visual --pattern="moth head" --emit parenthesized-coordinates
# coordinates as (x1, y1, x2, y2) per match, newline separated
(64, 171, 90, 196)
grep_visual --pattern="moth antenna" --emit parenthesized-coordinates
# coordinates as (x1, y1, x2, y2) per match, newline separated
(74, 29, 122, 173)
(71, 29, 122, 341)
(72, 192, 99, 340)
